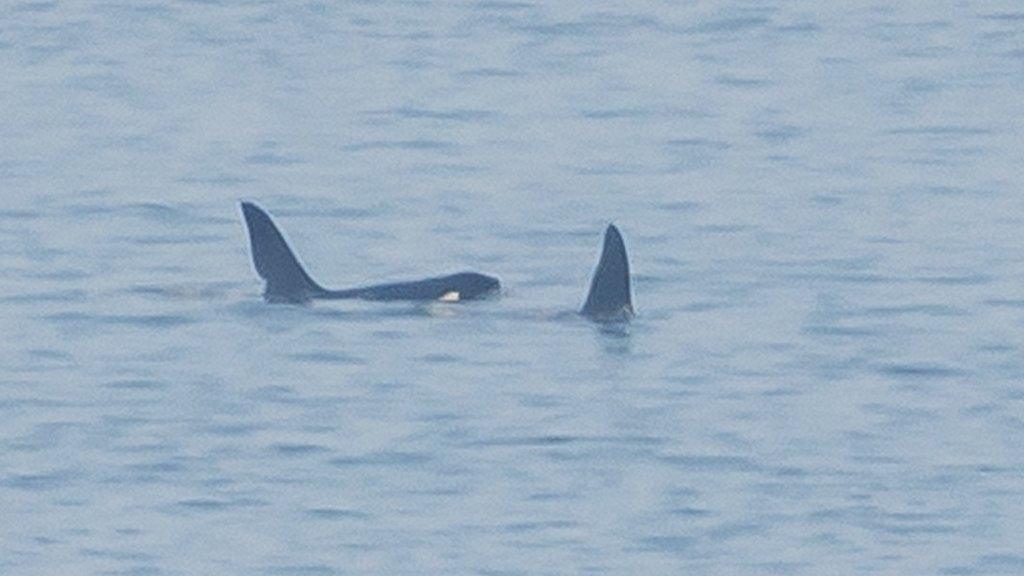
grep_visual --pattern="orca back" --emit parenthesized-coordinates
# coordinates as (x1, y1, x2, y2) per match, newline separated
(581, 224, 634, 321)
(240, 202, 323, 303)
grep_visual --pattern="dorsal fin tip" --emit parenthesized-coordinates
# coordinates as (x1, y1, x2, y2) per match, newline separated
(605, 223, 624, 247)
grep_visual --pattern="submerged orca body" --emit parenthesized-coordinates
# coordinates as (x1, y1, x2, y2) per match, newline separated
(240, 202, 634, 321)
(580, 224, 634, 322)
(240, 202, 500, 304)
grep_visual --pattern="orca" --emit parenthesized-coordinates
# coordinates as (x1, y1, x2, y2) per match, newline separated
(240, 202, 500, 304)
(580, 224, 634, 322)
(240, 202, 634, 321)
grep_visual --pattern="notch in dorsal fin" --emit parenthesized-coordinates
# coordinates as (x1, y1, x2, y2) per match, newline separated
(240, 202, 324, 303)
(581, 224, 634, 321)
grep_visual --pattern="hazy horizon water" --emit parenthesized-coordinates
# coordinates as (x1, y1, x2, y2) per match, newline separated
(2, 1, 1024, 574)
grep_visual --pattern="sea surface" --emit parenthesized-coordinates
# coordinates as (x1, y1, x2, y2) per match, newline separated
(2, 1, 1024, 574)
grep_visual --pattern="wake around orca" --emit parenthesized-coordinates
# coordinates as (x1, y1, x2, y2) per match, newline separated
(240, 202, 634, 321)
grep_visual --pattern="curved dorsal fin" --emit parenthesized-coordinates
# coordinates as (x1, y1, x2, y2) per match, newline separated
(240, 202, 324, 303)
(581, 224, 634, 321)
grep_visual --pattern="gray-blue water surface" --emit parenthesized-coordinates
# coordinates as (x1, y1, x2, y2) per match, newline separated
(2, 1, 1024, 574)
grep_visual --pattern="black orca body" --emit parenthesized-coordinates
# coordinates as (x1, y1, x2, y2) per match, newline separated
(240, 202, 634, 321)
(240, 202, 500, 304)
(580, 224, 634, 322)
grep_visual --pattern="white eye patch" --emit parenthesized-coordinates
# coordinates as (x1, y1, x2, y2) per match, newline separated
(439, 291, 460, 302)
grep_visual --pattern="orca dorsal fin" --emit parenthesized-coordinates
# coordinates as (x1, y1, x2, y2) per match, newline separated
(240, 202, 324, 303)
(581, 224, 634, 321)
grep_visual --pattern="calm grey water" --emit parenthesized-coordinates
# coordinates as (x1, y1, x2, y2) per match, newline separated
(3, 1, 1024, 574)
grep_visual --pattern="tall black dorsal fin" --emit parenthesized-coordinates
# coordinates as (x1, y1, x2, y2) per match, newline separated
(240, 202, 324, 303)
(581, 224, 634, 321)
